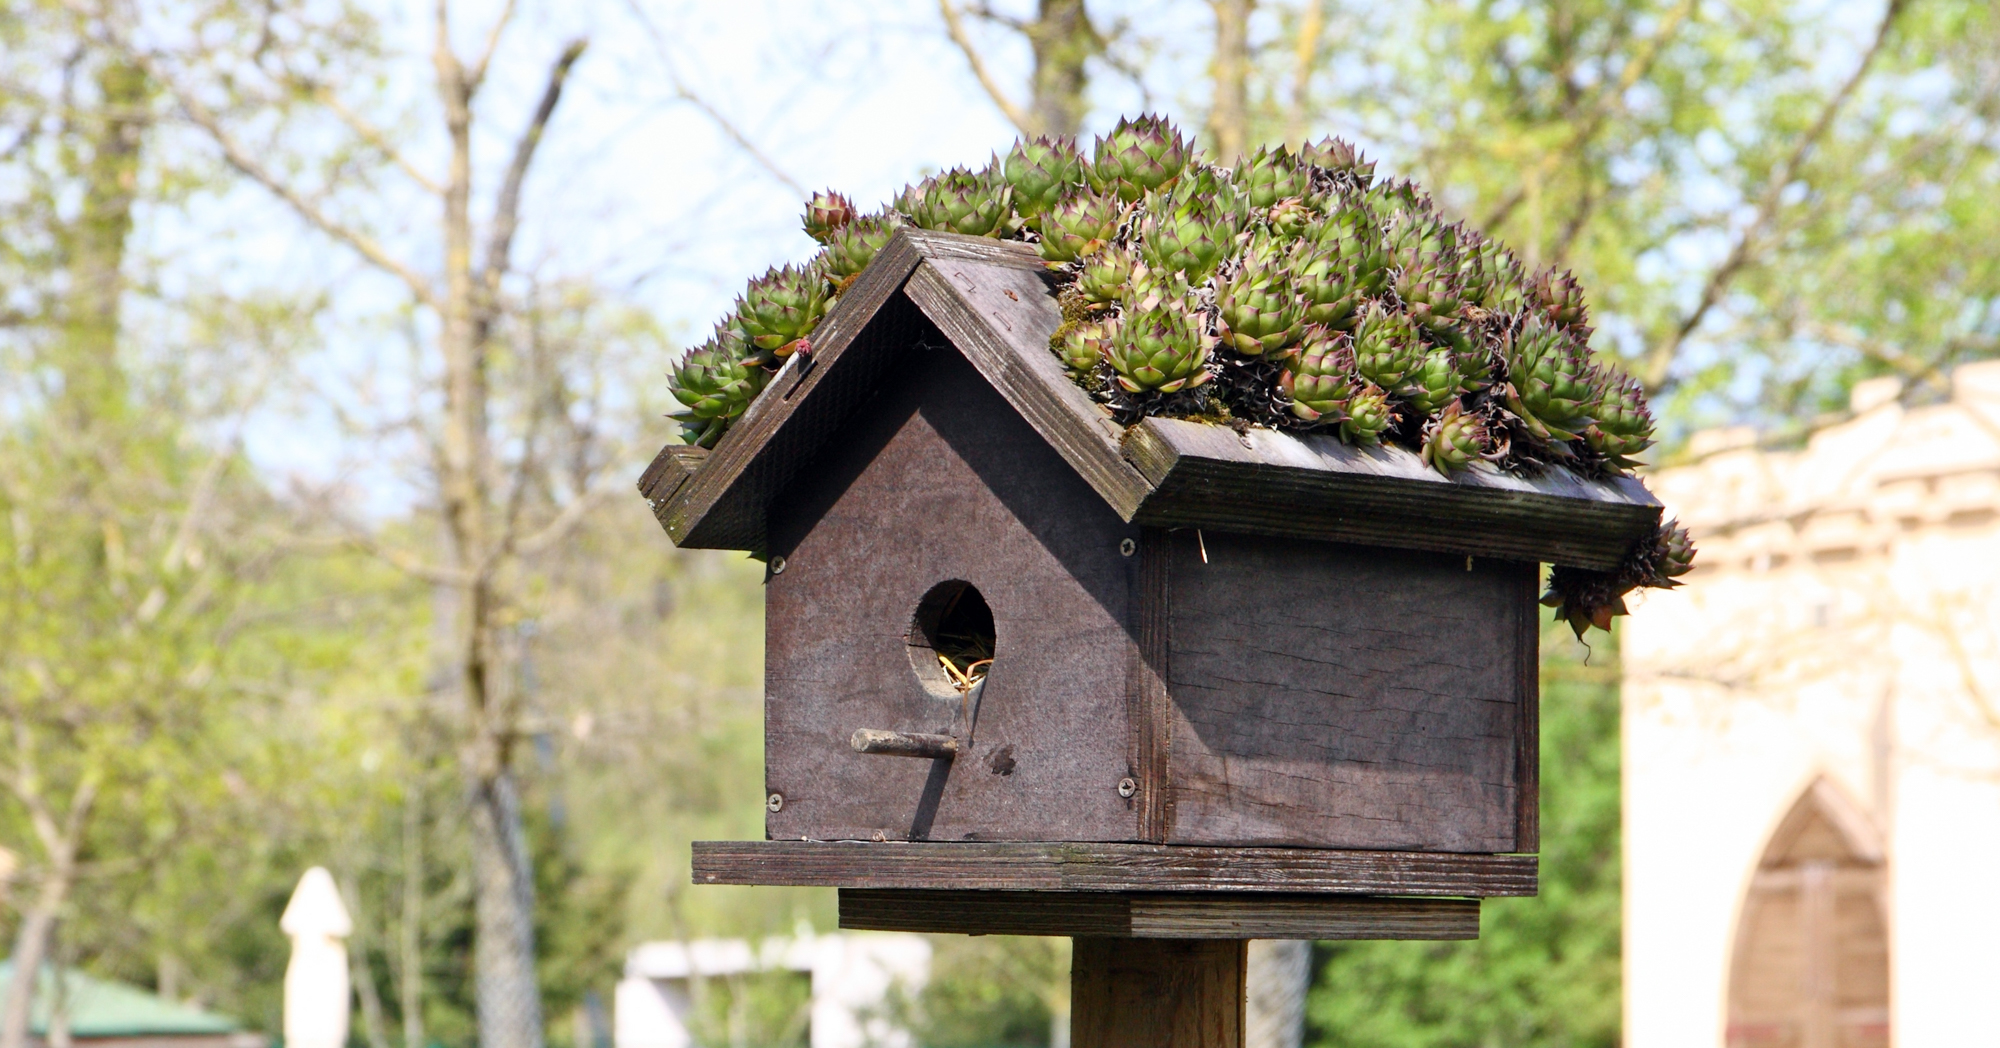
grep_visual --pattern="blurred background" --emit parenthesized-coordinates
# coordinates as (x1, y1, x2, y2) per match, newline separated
(1, 0, 1995, 1046)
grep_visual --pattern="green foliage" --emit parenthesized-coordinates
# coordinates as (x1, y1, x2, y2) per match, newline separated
(1305, 624, 1622, 1048)
(883, 937, 1068, 1048)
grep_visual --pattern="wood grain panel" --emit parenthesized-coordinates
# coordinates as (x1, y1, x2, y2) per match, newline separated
(692, 840, 1539, 896)
(1163, 531, 1530, 851)
(838, 889, 1479, 939)
(1122, 416, 1660, 571)
(1072, 938, 1244, 1048)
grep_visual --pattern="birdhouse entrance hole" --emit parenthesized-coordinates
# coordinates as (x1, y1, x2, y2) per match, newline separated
(908, 580, 995, 697)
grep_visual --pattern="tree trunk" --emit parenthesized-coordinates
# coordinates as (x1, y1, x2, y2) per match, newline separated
(1208, 0, 1254, 163)
(1, 856, 76, 1048)
(1026, 0, 1101, 138)
(468, 771, 542, 1048)
(1244, 940, 1310, 1048)
(2, 53, 146, 1048)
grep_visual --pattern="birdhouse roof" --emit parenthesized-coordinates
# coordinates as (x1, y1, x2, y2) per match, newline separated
(642, 228, 1659, 570)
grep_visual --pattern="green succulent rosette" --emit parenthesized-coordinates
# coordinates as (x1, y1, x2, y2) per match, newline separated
(1105, 298, 1213, 393)
(668, 343, 772, 449)
(736, 263, 829, 356)
(1420, 401, 1487, 473)
(1035, 192, 1123, 264)
(1003, 136, 1086, 218)
(820, 214, 902, 286)
(802, 189, 857, 244)
(1089, 114, 1191, 202)
(1350, 303, 1424, 394)
(908, 168, 1015, 238)
(1501, 317, 1597, 443)
(1582, 369, 1655, 468)
(1214, 239, 1302, 358)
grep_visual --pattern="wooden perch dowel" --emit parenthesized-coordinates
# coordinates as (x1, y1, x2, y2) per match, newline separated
(850, 729, 960, 759)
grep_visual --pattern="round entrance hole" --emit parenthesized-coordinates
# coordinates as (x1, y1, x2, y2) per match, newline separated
(907, 580, 996, 697)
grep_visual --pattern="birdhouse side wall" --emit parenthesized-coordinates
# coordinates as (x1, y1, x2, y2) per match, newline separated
(761, 338, 1147, 843)
(1157, 530, 1539, 852)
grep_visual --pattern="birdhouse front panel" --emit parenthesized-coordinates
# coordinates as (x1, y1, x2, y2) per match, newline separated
(762, 335, 1149, 844)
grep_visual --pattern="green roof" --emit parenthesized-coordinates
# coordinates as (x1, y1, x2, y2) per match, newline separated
(0, 962, 240, 1036)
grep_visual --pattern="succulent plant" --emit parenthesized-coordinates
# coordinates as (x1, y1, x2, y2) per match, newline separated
(1035, 191, 1123, 264)
(802, 189, 857, 244)
(1234, 144, 1310, 210)
(1090, 114, 1192, 202)
(1137, 170, 1243, 282)
(668, 342, 771, 449)
(1297, 136, 1376, 184)
(1582, 369, 1655, 469)
(1290, 243, 1364, 331)
(1106, 298, 1213, 393)
(820, 214, 901, 286)
(1501, 317, 1597, 443)
(1350, 304, 1424, 394)
(907, 168, 1015, 237)
(1003, 136, 1086, 218)
(736, 264, 829, 356)
(1420, 401, 1488, 473)
(1077, 246, 1137, 306)
(1311, 207, 1390, 295)
(1541, 518, 1698, 638)
(1215, 238, 1302, 358)
(1282, 328, 1395, 443)
(1404, 345, 1464, 416)
(1055, 318, 1115, 378)
(1531, 267, 1592, 338)
(1394, 255, 1464, 331)
(1456, 236, 1522, 312)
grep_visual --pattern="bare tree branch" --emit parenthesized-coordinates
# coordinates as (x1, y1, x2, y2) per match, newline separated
(121, 58, 440, 308)
(465, 0, 518, 94)
(480, 38, 587, 306)
(619, 0, 805, 196)
(1480, 0, 1697, 231)
(1640, 0, 1911, 390)
(939, 0, 1035, 134)
(311, 84, 444, 196)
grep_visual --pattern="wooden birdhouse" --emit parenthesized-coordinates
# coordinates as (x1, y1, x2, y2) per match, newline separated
(641, 227, 1660, 945)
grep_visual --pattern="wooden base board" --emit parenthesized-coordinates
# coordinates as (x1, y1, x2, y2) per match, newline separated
(694, 840, 1537, 897)
(840, 889, 1479, 940)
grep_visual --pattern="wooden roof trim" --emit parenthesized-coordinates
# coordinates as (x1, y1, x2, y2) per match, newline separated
(1123, 417, 1662, 571)
(660, 229, 931, 549)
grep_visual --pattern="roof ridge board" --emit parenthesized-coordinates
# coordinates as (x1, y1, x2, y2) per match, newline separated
(660, 228, 930, 548)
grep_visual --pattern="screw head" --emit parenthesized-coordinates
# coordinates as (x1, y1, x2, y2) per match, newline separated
(1117, 777, 1138, 798)
(770, 555, 788, 575)
(766, 792, 784, 813)
(1119, 538, 1137, 557)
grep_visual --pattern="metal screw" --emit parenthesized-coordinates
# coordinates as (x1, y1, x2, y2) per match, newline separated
(1119, 538, 1137, 557)
(871, 830, 888, 842)
(766, 792, 784, 813)
(1117, 777, 1137, 798)
(770, 555, 787, 575)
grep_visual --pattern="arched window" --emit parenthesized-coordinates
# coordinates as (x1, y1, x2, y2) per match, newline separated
(1726, 778, 1890, 1048)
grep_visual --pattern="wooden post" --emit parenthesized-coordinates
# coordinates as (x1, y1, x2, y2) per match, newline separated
(1070, 937, 1247, 1048)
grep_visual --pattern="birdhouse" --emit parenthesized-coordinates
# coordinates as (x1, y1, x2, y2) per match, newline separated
(642, 228, 1660, 937)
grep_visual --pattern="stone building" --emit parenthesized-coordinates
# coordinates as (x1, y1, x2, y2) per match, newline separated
(1624, 365, 2000, 1047)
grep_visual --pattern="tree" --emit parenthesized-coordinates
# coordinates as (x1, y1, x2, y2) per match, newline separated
(0, 7, 307, 1042)
(79, 1, 623, 1043)
(939, 0, 1107, 138)
(1254, 0, 2000, 428)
